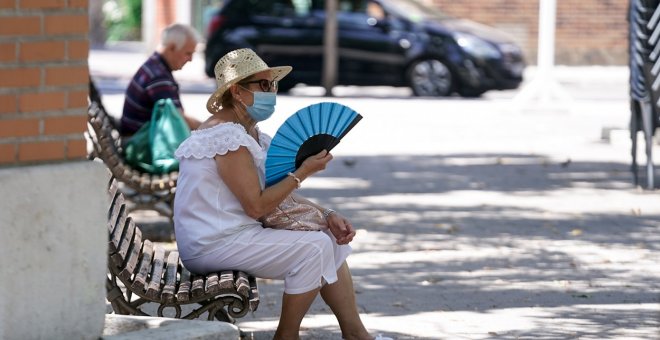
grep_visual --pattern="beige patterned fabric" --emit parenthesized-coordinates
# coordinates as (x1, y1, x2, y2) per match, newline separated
(206, 48, 292, 113)
(260, 194, 328, 231)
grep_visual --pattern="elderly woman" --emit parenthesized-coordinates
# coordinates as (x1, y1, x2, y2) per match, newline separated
(173, 48, 390, 340)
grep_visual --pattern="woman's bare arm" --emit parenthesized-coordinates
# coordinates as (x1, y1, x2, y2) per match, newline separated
(216, 147, 332, 219)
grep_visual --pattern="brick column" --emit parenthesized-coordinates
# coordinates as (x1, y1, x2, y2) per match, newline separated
(0, 3, 108, 340)
(0, 0, 90, 166)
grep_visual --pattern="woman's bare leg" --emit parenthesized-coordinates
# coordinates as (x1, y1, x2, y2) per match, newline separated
(320, 261, 372, 340)
(274, 288, 320, 340)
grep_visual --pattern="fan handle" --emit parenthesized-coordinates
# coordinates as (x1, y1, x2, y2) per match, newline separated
(295, 134, 341, 168)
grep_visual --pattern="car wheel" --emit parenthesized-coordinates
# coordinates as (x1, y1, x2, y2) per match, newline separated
(407, 59, 453, 97)
(457, 87, 486, 98)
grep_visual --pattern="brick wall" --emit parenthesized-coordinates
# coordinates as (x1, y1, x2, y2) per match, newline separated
(429, 0, 628, 65)
(0, 0, 89, 166)
(154, 0, 176, 46)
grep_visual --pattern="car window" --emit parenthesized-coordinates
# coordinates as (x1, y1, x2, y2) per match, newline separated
(310, 0, 367, 12)
(248, 0, 311, 17)
(379, 0, 448, 22)
(291, 0, 312, 16)
(339, 0, 367, 12)
(367, 2, 385, 20)
(335, 1, 388, 29)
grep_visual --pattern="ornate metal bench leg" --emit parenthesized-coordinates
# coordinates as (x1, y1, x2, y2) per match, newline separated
(106, 277, 129, 314)
(214, 308, 234, 323)
(106, 277, 144, 316)
(157, 304, 182, 318)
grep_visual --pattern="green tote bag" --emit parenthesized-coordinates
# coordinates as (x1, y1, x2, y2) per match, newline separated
(123, 98, 191, 174)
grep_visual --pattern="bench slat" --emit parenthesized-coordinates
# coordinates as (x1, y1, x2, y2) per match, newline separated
(151, 176, 163, 191)
(105, 153, 121, 169)
(118, 219, 142, 281)
(129, 172, 142, 187)
(97, 133, 114, 147)
(205, 273, 220, 294)
(130, 240, 154, 293)
(140, 173, 151, 190)
(98, 135, 117, 150)
(108, 179, 119, 203)
(107, 194, 124, 237)
(146, 246, 166, 299)
(236, 271, 250, 298)
(191, 275, 205, 298)
(109, 205, 128, 262)
(109, 194, 125, 222)
(219, 271, 235, 291)
(176, 266, 192, 302)
(112, 215, 135, 268)
(108, 193, 126, 226)
(249, 276, 259, 312)
(161, 251, 179, 303)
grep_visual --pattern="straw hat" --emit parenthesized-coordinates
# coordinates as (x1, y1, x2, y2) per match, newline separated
(206, 48, 292, 112)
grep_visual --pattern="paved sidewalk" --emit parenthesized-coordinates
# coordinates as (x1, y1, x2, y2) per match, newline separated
(90, 46, 660, 339)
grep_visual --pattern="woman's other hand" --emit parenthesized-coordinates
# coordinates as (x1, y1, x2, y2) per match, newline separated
(326, 212, 356, 245)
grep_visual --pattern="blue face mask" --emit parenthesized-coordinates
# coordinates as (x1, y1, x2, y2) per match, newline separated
(242, 87, 277, 121)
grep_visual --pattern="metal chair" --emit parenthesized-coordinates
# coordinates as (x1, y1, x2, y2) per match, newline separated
(629, 0, 660, 188)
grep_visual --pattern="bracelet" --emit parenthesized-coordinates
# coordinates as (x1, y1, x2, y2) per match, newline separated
(287, 172, 301, 188)
(322, 208, 336, 219)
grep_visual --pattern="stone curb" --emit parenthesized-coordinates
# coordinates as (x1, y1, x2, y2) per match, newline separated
(102, 314, 239, 340)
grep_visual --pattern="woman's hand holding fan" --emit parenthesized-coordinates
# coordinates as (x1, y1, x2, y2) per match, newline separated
(295, 149, 333, 181)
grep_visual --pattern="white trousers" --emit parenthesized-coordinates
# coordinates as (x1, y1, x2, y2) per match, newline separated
(182, 226, 352, 294)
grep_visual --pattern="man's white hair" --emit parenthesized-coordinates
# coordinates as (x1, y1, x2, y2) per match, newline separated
(161, 24, 198, 50)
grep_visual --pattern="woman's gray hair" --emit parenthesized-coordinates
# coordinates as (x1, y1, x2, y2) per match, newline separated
(161, 24, 199, 50)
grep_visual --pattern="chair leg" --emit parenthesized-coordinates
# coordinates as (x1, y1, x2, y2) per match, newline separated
(641, 100, 656, 188)
(631, 101, 641, 186)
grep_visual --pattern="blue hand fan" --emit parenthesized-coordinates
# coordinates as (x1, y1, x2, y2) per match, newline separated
(265, 102, 362, 186)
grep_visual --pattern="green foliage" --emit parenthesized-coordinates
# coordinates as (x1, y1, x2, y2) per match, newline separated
(104, 0, 142, 41)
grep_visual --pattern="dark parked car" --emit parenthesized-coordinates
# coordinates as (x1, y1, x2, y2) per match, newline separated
(204, 0, 525, 97)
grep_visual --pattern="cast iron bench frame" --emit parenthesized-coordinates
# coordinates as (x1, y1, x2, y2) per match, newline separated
(105, 177, 259, 322)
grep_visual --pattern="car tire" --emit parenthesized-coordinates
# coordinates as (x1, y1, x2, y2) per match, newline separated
(407, 58, 453, 97)
(457, 87, 486, 98)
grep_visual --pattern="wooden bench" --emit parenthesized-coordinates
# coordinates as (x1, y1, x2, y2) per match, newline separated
(86, 80, 178, 221)
(105, 177, 259, 323)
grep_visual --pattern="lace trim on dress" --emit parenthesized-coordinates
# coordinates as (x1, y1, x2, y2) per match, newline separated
(175, 122, 271, 160)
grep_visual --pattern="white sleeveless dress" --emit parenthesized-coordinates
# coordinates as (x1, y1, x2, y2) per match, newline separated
(173, 122, 351, 294)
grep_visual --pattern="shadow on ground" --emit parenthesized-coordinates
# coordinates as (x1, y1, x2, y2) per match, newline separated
(133, 153, 660, 339)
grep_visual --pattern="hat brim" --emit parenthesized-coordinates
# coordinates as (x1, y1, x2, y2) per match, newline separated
(206, 65, 292, 113)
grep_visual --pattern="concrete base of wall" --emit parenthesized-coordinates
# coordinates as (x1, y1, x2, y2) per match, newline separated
(0, 161, 109, 340)
(102, 314, 240, 339)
